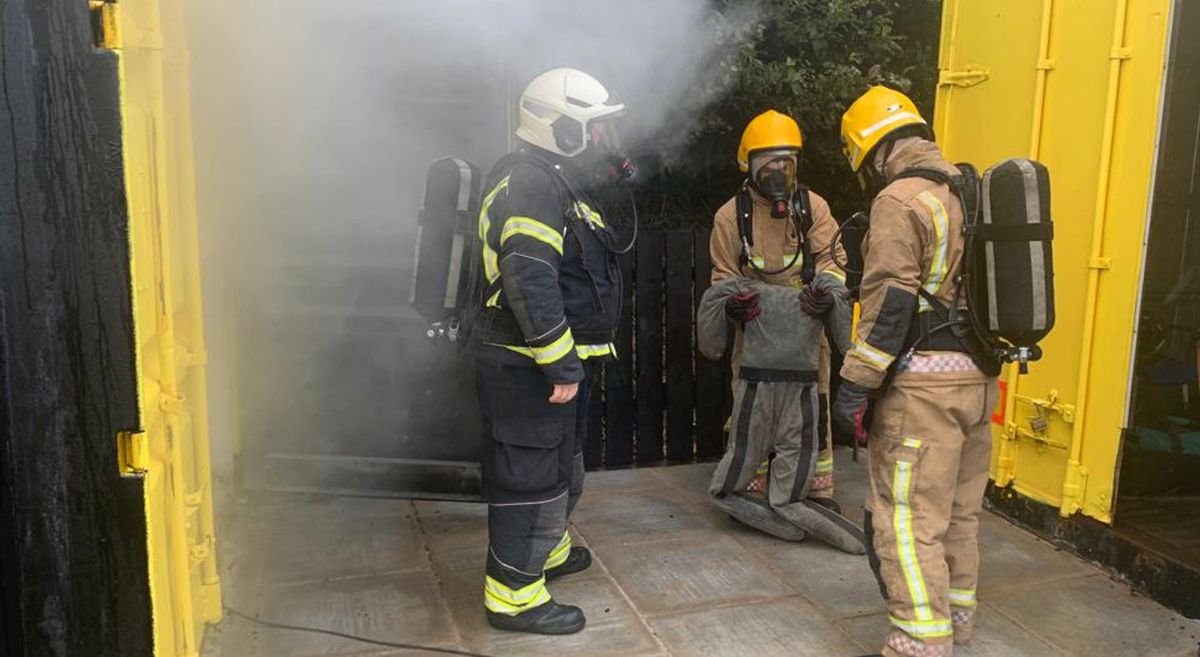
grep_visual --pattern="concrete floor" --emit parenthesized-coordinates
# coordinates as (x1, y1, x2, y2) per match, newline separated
(202, 448, 1200, 657)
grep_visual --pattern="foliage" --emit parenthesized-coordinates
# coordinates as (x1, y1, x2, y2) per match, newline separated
(629, 0, 942, 228)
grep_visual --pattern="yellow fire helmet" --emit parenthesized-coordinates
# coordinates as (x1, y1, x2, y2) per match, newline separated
(840, 86, 928, 172)
(737, 110, 803, 172)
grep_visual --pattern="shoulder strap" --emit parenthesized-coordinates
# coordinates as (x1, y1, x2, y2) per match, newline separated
(736, 185, 754, 249)
(793, 187, 816, 284)
(891, 166, 957, 187)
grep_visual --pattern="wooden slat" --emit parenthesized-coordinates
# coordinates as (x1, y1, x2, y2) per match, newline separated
(665, 231, 695, 462)
(693, 229, 729, 459)
(604, 251, 636, 467)
(635, 233, 665, 464)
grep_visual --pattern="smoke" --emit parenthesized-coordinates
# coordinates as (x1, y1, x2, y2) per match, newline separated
(185, 0, 759, 487)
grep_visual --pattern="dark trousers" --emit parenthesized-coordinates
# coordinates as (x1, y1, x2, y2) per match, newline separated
(477, 357, 598, 612)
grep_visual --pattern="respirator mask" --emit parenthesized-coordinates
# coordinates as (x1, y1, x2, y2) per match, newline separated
(749, 149, 799, 218)
(578, 116, 636, 187)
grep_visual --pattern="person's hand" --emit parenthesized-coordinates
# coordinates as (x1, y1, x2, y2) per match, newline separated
(833, 381, 873, 445)
(725, 290, 761, 323)
(549, 382, 579, 404)
(798, 285, 834, 316)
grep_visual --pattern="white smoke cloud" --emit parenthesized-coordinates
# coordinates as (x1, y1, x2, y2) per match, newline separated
(185, 0, 758, 484)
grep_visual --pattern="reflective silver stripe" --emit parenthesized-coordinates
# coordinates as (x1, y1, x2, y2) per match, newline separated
(982, 168, 1000, 331)
(858, 112, 925, 139)
(1015, 158, 1048, 331)
(452, 158, 473, 212)
(444, 233, 464, 309)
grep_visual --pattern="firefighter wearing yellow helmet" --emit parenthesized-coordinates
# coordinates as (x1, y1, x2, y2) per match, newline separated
(834, 86, 1000, 657)
(709, 109, 850, 520)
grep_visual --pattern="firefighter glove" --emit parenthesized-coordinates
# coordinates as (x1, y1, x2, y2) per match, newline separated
(725, 290, 761, 323)
(798, 285, 833, 316)
(833, 381, 873, 446)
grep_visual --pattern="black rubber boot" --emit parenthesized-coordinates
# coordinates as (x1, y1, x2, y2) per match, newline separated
(486, 600, 586, 635)
(807, 496, 842, 515)
(545, 546, 592, 581)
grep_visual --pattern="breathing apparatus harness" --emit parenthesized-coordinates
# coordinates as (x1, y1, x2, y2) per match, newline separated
(735, 181, 816, 284)
(460, 150, 637, 346)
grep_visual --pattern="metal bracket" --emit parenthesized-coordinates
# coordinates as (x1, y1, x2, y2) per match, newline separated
(1110, 47, 1134, 61)
(1089, 256, 1113, 270)
(938, 66, 991, 88)
(1036, 59, 1058, 71)
(117, 431, 150, 474)
(159, 393, 186, 415)
(1011, 390, 1075, 450)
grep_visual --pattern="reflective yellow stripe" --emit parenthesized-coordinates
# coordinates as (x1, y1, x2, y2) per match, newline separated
(755, 459, 770, 476)
(949, 588, 977, 607)
(815, 458, 834, 475)
(822, 268, 847, 283)
(893, 458, 933, 621)
(576, 343, 614, 360)
(853, 340, 895, 371)
(532, 329, 575, 365)
(902, 438, 923, 449)
(501, 216, 564, 255)
(478, 176, 510, 286)
(575, 202, 605, 228)
(916, 191, 950, 311)
(889, 615, 954, 639)
(492, 339, 613, 363)
(544, 531, 572, 570)
(751, 256, 765, 269)
(484, 576, 551, 615)
(783, 252, 803, 268)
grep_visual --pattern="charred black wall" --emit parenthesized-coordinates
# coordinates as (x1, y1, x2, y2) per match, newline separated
(0, 2, 151, 656)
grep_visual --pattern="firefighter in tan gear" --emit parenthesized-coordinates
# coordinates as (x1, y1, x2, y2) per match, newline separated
(710, 110, 847, 513)
(833, 87, 1000, 657)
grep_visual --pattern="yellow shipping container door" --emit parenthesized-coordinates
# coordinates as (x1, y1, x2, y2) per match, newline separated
(935, 0, 1173, 522)
(97, 0, 223, 654)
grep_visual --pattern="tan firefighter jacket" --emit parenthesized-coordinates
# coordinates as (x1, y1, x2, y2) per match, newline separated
(710, 188, 845, 288)
(840, 137, 970, 390)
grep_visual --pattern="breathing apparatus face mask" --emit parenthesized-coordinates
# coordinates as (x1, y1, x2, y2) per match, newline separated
(749, 149, 799, 218)
(577, 116, 636, 187)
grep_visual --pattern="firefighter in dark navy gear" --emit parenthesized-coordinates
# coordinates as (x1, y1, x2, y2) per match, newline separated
(472, 67, 628, 635)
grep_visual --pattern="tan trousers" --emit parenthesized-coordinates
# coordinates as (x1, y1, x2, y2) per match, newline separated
(864, 364, 998, 657)
(813, 337, 835, 498)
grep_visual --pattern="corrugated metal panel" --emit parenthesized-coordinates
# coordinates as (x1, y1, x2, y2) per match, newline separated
(935, 0, 1174, 523)
(113, 0, 222, 655)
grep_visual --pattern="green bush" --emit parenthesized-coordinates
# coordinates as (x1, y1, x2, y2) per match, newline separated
(629, 0, 941, 228)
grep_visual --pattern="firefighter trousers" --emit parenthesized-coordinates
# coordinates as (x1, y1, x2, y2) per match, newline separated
(710, 376, 865, 554)
(476, 358, 598, 616)
(863, 363, 999, 657)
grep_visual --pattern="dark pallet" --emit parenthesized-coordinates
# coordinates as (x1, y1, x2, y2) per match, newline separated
(584, 229, 732, 470)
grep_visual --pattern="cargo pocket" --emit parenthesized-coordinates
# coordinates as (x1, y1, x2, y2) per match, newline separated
(491, 416, 570, 494)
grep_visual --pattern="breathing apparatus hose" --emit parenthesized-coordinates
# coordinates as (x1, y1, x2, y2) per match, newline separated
(738, 183, 805, 277)
(829, 210, 867, 277)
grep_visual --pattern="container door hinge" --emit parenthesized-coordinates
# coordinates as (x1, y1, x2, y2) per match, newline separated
(1089, 256, 1112, 270)
(88, 1, 121, 50)
(1060, 461, 1089, 517)
(117, 431, 149, 475)
(938, 66, 990, 88)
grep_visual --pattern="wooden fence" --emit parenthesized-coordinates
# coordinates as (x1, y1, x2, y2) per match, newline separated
(584, 229, 733, 469)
